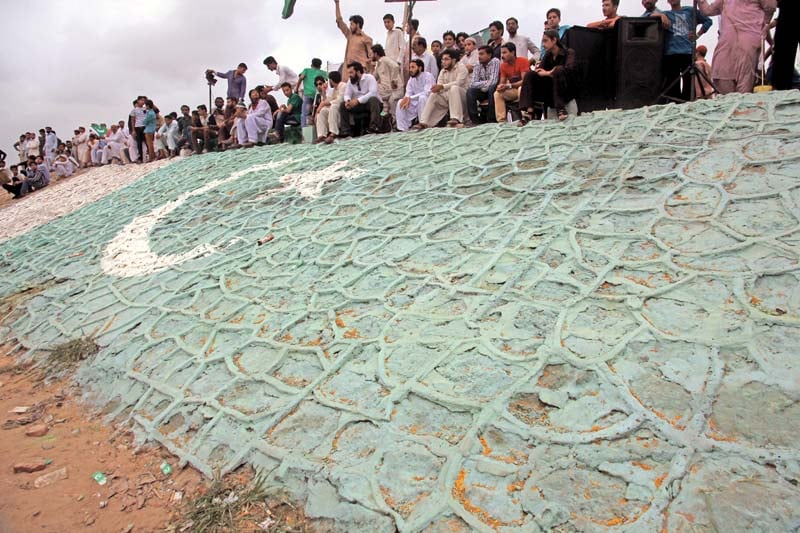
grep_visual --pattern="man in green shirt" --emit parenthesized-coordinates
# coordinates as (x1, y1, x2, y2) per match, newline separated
(296, 58, 328, 127)
(274, 82, 302, 142)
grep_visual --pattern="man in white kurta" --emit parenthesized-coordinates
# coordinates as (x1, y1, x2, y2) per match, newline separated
(315, 73, 348, 142)
(44, 129, 58, 169)
(384, 14, 406, 64)
(396, 59, 435, 131)
(419, 50, 469, 128)
(237, 94, 273, 146)
(372, 45, 404, 118)
(101, 125, 126, 165)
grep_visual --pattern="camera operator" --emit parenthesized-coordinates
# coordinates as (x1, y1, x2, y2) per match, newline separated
(206, 63, 248, 102)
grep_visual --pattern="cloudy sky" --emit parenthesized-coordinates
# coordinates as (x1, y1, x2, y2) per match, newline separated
(0, 0, 721, 159)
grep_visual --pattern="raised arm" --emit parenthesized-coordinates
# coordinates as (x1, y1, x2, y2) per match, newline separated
(697, 0, 722, 17)
(334, 0, 349, 36)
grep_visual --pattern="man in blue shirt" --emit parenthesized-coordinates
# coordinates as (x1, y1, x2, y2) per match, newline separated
(208, 63, 248, 102)
(659, 0, 713, 102)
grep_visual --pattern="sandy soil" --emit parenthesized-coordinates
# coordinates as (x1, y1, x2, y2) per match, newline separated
(0, 160, 175, 245)
(0, 353, 204, 533)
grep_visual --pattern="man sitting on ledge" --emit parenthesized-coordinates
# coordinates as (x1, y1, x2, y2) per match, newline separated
(587, 0, 622, 29)
(339, 61, 382, 137)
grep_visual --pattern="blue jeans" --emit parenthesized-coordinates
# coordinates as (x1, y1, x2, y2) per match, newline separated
(275, 112, 300, 141)
(300, 95, 315, 127)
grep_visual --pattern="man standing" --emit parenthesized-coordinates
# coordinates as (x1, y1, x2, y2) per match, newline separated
(417, 49, 470, 128)
(396, 59, 435, 132)
(339, 61, 382, 137)
(262, 57, 299, 93)
(506, 17, 541, 63)
(587, 0, 622, 29)
(488, 21, 505, 60)
(412, 37, 439, 81)
(209, 63, 248, 102)
(43, 127, 58, 169)
(384, 13, 406, 64)
(467, 45, 501, 125)
(660, 0, 713, 102)
(334, 1, 373, 73)
(372, 44, 404, 120)
(296, 58, 328, 127)
(129, 97, 146, 162)
(494, 43, 530, 123)
(315, 72, 348, 144)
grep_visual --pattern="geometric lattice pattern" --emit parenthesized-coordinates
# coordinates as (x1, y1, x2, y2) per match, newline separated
(1, 92, 800, 532)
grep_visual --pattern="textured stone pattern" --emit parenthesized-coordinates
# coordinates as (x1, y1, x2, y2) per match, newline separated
(1, 92, 800, 532)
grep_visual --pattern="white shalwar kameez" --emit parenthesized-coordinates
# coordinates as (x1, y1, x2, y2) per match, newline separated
(237, 99, 273, 144)
(396, 71, 435, 132)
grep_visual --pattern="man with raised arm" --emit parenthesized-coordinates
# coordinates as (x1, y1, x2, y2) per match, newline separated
(334, 0, 374, 73)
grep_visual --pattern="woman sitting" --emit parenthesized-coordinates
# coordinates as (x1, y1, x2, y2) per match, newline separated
(518, 29, 577, 123)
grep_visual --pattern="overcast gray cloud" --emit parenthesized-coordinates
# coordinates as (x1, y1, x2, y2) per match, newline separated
(0, 0, 720, 159)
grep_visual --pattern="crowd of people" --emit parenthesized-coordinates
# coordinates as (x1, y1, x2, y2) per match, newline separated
(3, 0, 795, 200)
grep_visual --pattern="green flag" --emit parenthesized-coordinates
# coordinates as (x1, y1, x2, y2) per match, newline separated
(282, 0, 297, 19)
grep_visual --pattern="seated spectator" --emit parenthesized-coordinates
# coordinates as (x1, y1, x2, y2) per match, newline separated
(297, 58, 328, 127)
(587, 0, 622, 29)
(274, 83, 302, 143)
(53, 153, 78, 178)
(102, 124, 128, 164)
(460, 37, 479, 74)
(371, 44, 404, 120)
(191, 105, 217, 153)
(339, 61, 382, 137)
(494, 42, 530, 123)
(396, 59, 435, 132)
(315, 71, 347, 144)
(3, 159, 49, 199)
(4, 164, 21, 186)
(0, 161, 11, 185)
(642, 0, 663, 15)
(263, 56, 299, 93)
(177, 105, 193, 150)
(467, 45, 501, 125)
(519, 29, 577, 122)
(442, 31, 459, 53)
(694, 45, 714, 99)
(239, 88, 273, 147)
(431, 40, 444, 70)
(416, 49, 469, 129)
(258, 85, 280, 115)
(156, 113, 181, 157)
(412, 37, 439, 82)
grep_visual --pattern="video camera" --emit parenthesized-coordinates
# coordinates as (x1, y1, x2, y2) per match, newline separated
(205, 70, 217, 86)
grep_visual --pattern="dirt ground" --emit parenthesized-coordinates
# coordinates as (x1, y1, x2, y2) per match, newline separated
(0, 354, 205, 533)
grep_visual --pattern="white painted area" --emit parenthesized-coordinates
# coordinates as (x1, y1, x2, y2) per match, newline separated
(101, 160, 365, 278)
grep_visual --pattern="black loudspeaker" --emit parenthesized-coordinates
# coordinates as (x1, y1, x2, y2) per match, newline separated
(563, 26, 618, 113)
(615, 18, 663, 109)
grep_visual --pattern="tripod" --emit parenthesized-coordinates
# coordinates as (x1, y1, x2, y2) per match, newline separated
(655, 0, 717, 104)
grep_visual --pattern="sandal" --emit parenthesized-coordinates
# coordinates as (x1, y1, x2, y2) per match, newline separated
(518, 111, 532, 127)
(557, 109, 568, 121)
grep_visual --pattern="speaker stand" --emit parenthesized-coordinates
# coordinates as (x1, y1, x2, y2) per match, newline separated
(654, 0, 718, 104)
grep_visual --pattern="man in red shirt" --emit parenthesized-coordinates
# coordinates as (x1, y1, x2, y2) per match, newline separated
(493, 42, 530, 123)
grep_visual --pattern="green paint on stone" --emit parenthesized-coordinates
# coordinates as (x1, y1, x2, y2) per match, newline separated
(1, 92, 800, 532)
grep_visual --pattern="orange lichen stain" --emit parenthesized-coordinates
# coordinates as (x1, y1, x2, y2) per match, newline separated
(225, 278, 234, 289)
(305, 338, 323, 347)
(229, 315, 244, 324)
(232, 354, 247, 374)
(560, 339, 566, 347)
(384, 335, 395, 344)
(479, 436, 493, 456)
(749, 295, 762, 305)
(584, 488, 592, 500)
(661, 511, 670, 533)
(690, 464, 701, 474)
(279, 333, 293, 342)
(676, 512, 695, 523)
(507, 480, 525, 493)
(632, 461, 653, 471)
(501, 344, 512, 353)
(601, 282, 613, 289)
(335, 316, 346, 328)
(412, 476, 426, 482)
(654, 473, 668, 488)
(452, 469, 507, 530)
(661, 272, 674, 283)
(673, 194, 688, 201)
(204, 340, 216, 356)
(617, 498, 628, 506)
(626, 275, 654, 288)
(603, 517, 626, 526)
(323, 350, 331, 359)
(254, 313, 267, 324)
(343, 328, 361, 339)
